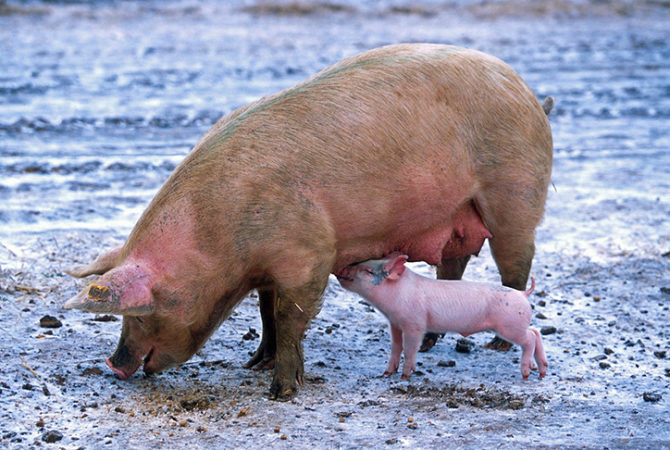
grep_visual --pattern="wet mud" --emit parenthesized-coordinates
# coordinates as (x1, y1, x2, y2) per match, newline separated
(1, 0, 669, 448)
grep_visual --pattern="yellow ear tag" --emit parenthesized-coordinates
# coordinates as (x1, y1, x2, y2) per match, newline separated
(88, 285, 111, 302)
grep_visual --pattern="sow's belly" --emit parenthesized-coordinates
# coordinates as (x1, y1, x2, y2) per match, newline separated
(333, 200, 492, 271)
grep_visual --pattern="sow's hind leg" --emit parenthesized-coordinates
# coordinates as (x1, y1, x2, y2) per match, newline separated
(479, 175, 549, 351)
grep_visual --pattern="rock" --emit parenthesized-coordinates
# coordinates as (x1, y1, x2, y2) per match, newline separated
(437, 360, 456, 367)
(643, 392, 662, 403)
(41, 430, 63, 443)
(39, 315, 62, 328)
(82, 367, 103, 376)
(455, 338, 475, 353)
(242, 327, 259, 341)
(92, 314, 118, 322)
(540, 326, 557, 335)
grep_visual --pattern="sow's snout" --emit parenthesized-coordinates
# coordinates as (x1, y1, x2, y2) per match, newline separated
(106, 345, 143, 380)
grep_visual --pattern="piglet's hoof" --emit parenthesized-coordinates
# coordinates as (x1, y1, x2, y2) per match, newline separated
(484, 336, 513, 351)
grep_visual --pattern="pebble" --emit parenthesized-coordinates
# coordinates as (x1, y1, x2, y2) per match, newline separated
(92, 314, 118, 322)
(455, 338, 475, 353)
(540, 326, 557, 335)
(643, 392, 662, 403)
(437, 360, 456, 368)
(242, 328, 259, 341)
(41, 430, 63, 443)
(39, 315, 62, 328)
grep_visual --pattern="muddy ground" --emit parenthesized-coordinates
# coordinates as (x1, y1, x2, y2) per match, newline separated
(1, 0, 669, 448)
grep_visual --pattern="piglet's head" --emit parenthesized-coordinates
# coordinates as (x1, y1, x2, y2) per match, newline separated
(337, 253, 408, 296)
(65, 261, 196, 380)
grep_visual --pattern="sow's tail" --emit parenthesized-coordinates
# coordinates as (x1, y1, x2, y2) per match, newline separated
(542, 97, 555, 115)
(524, 277, 535, 297)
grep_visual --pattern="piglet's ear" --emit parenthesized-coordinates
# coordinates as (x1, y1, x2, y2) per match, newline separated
(385, 254, 408, 281)
(64, 262, 154, 316)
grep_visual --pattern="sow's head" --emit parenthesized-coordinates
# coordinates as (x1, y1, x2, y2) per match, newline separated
(65, 262, 197, 379)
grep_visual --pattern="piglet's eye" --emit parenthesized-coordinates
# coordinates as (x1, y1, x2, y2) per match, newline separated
(364, 269, 374, 275)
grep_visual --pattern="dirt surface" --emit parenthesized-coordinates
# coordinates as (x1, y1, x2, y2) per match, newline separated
(1, 0, 669, 448)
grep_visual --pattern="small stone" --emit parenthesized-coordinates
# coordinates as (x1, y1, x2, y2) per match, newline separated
(437, 360, 456, 368)
(599, 362, 610, 369)
(242, 328, 259, 341)
(82, 367, 103, 376)
(39, 315, 62, 328)
(41, 430, 63, 443)
(536, 312, 548, 320)
(540, 326, 557, 335)
(660, 287, 670, 295)
(455, 338, 475, 353)
(508, 400, 524, 410)
(92, 314, 118, 322)
(643, 392, 662, 403)
(653, 351, 666, 359)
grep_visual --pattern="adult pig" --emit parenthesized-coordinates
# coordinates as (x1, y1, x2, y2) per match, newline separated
(337, 254, 548, 379)
(64, 43, 553, 400)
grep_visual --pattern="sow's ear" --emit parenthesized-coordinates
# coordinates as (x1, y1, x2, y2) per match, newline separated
(385, 254, 408, 281)
(64, 263, 154, 316)
(66, 246, 123, 278)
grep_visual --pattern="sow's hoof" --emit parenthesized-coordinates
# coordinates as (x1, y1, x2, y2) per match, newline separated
(419, 332, 444, 353)
(243, 347, 275, 371)
(484, 336, 513, 351)
(269, 378, 299, 401)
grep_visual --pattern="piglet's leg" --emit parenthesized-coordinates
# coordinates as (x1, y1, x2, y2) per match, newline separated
(384, 324, 403, 376)
(400, 329, 423, 379)
(516, 329, 539, 380)
(532, 329, 548, 379)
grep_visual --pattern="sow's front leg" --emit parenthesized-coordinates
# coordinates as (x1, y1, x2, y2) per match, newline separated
(244, 287, 277, 370)
(270, 251, 334, 401)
